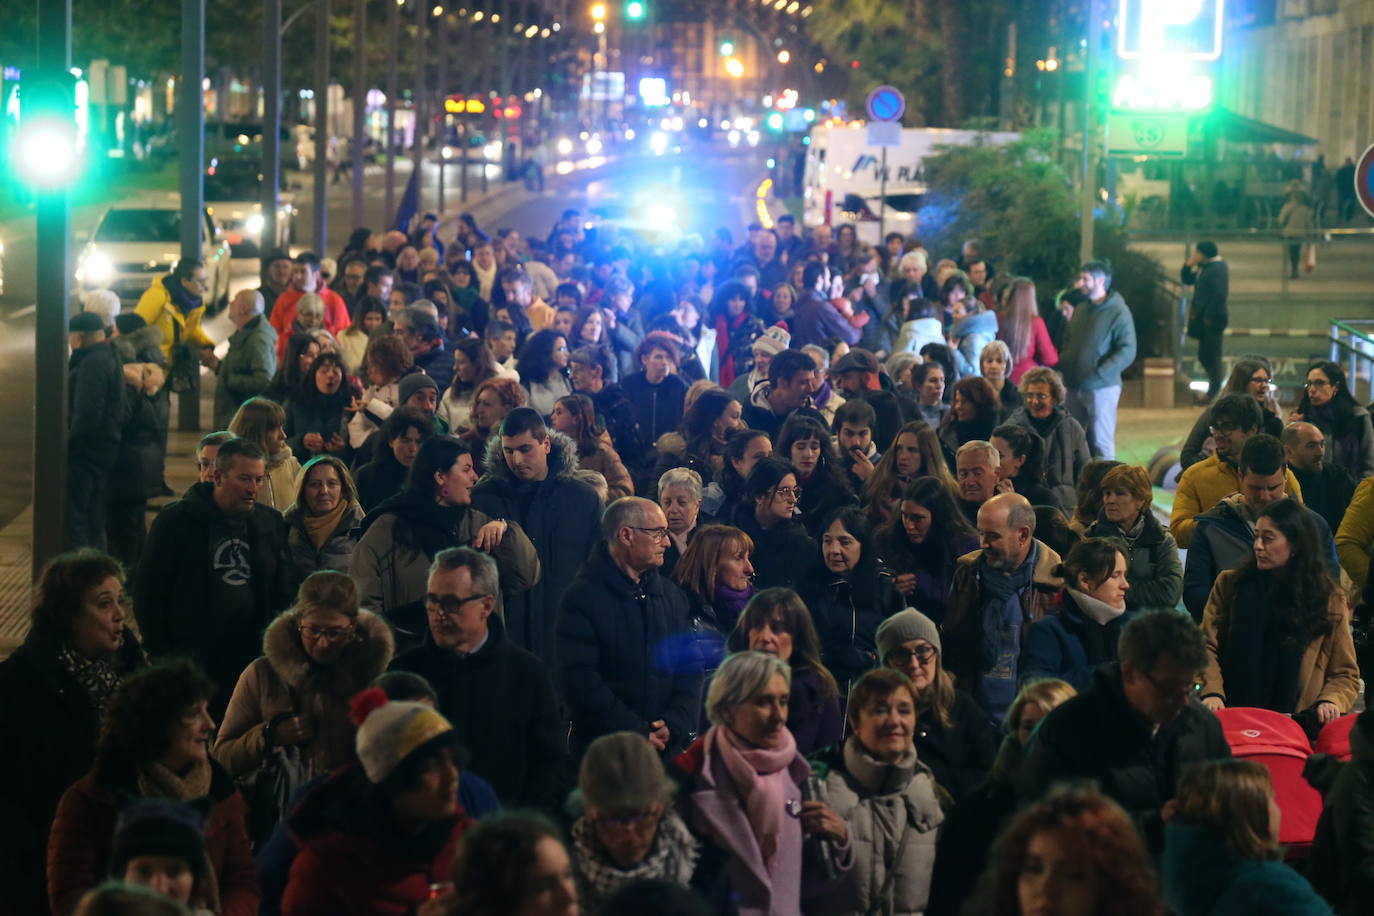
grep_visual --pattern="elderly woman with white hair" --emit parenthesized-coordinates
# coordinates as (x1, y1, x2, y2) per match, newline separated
(570, 732, 701, 910)
(671, 651, 851, 915)
(659, 467, 703, 574)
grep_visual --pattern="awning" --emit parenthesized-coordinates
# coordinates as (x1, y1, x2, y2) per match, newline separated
(1200, 108, 1318, 146)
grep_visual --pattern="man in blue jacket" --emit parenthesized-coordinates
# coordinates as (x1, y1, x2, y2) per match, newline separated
(1061, 260, 1137, 459)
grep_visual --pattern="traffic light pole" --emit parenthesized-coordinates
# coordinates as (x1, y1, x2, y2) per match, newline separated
(262, 0, 281, 258)
(384, 0, 398, 223)
(351, 0, 366, 227)
(1078, 0, 1100, 266)
(312, 0, 331, 254)
(31, 0, 73, 577)
(179, 0, 205, 265)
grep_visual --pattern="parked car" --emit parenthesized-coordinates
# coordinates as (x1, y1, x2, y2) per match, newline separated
(205, 158, 297, 257)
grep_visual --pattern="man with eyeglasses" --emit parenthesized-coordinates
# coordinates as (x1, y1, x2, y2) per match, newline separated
(390, 547, 568, 808)
(1019, 609, 1232, 854)
(943, 493, 1064, 722)
(1171, 393, 1303, 548)
(1183, 433, 1338, 620)
(1283, 421, 1355, 533)
(472, 407, 603, 667)
(558, 497, 704, 758)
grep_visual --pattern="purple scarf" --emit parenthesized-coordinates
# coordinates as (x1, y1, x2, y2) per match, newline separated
(714, 584, 755, 633)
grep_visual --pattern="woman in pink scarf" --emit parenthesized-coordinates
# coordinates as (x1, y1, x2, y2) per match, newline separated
(671, 651, 851, 915)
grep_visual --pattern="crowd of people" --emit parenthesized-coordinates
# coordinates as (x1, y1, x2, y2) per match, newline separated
(10, 208, 1374, 915)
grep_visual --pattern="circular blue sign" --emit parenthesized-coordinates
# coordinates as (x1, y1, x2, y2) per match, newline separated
(867, 85, 905, 122)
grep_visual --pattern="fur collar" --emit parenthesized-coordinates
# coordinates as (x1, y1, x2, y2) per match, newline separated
(481, 429, 582, 485)
(262, 608, 395, 693)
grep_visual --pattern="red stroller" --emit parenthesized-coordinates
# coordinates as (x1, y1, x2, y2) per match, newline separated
(1214, 707, 1323, 857)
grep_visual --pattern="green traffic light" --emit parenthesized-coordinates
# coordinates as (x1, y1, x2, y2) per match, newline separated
(766, 112, 783, 131)
(16, 121, 78, 186)
(626, 0, 645, 19)
(719, 40, 734, 56)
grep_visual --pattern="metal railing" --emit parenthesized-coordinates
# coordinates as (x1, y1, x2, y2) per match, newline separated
(1329, 319, 1374, 402)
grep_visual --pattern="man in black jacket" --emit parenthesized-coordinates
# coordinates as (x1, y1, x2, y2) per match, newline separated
(67, 311, 125, 550)
(134, 438, 297, 715)
(559, 497, 704, 759)
(1284, 421, 1356, 534)
(570, 344, 645, 467)
(391, 547, 568, 808)
(1019, 609, 1232, 852)
(1183, 241, 1230, 400)
(472, 408, 602, 666)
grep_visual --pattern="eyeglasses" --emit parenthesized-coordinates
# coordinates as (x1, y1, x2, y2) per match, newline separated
(299, 624, 357, 642)
(772, 486, 802, 500)
(1023, 392, 1052, 402)
(886, 645, 938, 667)
(1209, 423, 1238, 436)
(588, 808, 662, 831)
(1249, 375, 1271, 385)
(425, 593, 490, 616)
(627, 526, 670, 541)
(1305, 379, 1332, 389)
(1141, 668, 1204, 701)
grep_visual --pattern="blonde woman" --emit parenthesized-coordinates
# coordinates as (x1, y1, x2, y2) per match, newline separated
(229, 396, 301, 512)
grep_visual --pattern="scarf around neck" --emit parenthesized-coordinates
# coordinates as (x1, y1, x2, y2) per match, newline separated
(842, 734, 918, 796)
(713, 584, 755, 633)
(1066, 588, 1126, 627)
(303, 498, 353, 550)
(137, 757, 213, 802)
(708, 724, 797, 867)
(58, 641, 122, 718)
(979, 541, 1039, 669)
(572, 810, 699, 907)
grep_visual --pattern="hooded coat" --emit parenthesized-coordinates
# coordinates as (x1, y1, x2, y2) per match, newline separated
(1003, 405, 1091, 512)
(0, 629, 146, 916)
(134, 482, 297, 708)
(349, 489, 540, 650)
(214, 610, 395, 779)
(472, 430, 602, 665)
(390, 613, 569, 807)
(558, 542, 705, 757)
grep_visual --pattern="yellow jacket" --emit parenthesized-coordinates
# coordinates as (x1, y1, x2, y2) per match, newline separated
(1169, 454, 1302, 548)
(134, 275, 216, 361)
(1336, 476, 1374, 588)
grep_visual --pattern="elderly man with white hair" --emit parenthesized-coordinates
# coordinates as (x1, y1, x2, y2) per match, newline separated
(558, 496, 705, 758)
(212, 287, 277, 428)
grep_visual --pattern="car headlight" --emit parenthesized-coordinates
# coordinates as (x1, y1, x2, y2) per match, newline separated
(585, 137, 604, 155)
(649, 132, 669, 155)
(80, 251, 115, 285)
(556, 137, 574, 156)
(483, 142, 502, 159)
(245, 213, 265, 235)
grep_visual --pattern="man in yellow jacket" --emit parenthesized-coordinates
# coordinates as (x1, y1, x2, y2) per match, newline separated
(1171, 392, 1302, 547)
(134, 257, 217, 364)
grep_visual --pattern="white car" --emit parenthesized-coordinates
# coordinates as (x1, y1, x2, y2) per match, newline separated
(76, 196, 233, 309)
(205, 159, 296, 258)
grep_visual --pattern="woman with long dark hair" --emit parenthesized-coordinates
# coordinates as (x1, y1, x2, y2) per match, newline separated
(516, 329, 573, 419)
(285, 352, 359, 461)
(1179, 357, 1282, 469)
(700, 427, 772, 520)
(652, 387, 743, 487)
(1199, 497, 1359, 725)
(349, 436, 538, 651)
(938, 377, 1001, 466)
(675, 524, 757, 676)
(353, 407, 434, 513)
(776, 413, 857, 538)
(1291, 359, 1374, 479)
(570, 305, 617, 383)
(709, 280, 766, 389)
(550, 393, 634, 500)
(875, 477, 979, 626)
(264, 332, 321, 405)
(861, 420, 958, 526)
(728, 457, 816, 590)
(338, 296, 387, 376)
(989, 423, 1058, 508)
(438, 338, 500, 434)
(996, 277, 1058, 385)
(798, 506, 905, 693)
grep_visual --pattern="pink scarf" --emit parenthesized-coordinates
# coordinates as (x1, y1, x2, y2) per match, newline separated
(708, 724, 797, 867)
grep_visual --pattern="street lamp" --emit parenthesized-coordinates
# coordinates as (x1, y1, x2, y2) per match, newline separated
(591, 3, 606, 20)
(776, 49, 790, 64)
(725, 57, 744, 78)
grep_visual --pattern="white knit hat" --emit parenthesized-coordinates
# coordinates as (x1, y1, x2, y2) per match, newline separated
(349, 688, 454, 783)
(752, 324, 791, 356)
(80, 289, 122, 329)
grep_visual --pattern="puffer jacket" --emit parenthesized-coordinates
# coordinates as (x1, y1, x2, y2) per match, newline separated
(134, 273, 215, 362)
(1085, 509, 1183, 612)
(806, 738, 944, 916)
(284, 502, 363, 580)
(350, 490, 540, 649)
(215, 609, 395, 779)
(260, 448, 303, 513)
(949, 309, 998, 379)
(1003, 405, 1090, 512)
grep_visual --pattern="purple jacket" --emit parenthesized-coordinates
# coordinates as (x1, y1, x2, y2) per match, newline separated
(793, 291, 860, 349)
(675, 734, 852, 915)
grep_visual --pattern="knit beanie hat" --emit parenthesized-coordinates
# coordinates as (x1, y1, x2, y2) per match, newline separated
(752, 324, 791, 356)
(876, 608, 941, 662)
(398, 371, 440, 408)
(108, 799, 208, 880)
(579, 731, 676, 813)
(350, 687, 454, 784)
(80, 289, 122, 328)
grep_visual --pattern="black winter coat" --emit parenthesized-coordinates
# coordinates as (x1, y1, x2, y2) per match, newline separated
(587, 382, 646, 469)
(284, 393, 351, 461)
(134, 482, 297, 710)
(728, 506, 817, 591)
(68, 341, 124, 470)
(621, 371, 689, 449)
(0, 630, 146, 916)
(797, 565, 905, 693)
(107, 384, 163, 504)
(354, 452, 410, 514)
(558, 542, 705, 757)
(915, 689, 999, 803)
(391, 615, 570, 808)
(472, 431, 603, 665)
(1019, 663, 1232, 852)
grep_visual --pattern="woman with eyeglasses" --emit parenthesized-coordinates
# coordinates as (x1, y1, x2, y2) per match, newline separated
(875, 477, 979, 627)
(1179, 358, 1283, 470)
(729, 457, 817, 590)
(1020, 539, 1133, 691)
(215, 571, 394, 785)
(806, 668, 945, 916)
(1290, 360, 1374, 480)
(1002, 366, 1090, 513)
(569, 732, 700, 910)
(726, 588, 842, 756)
(350, 436, 539, 653)
(799, 507, 905, 693)
(1199, 497, 1359, 729)
(877, 609, 998, 802)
